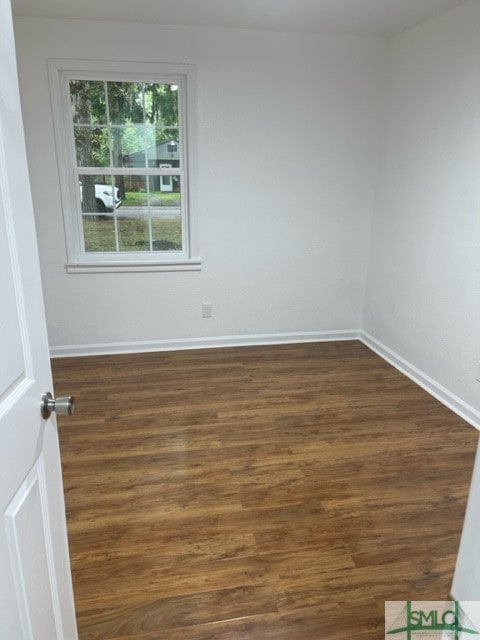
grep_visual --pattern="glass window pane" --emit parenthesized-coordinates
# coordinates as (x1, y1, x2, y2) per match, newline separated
(83, 215, 116, 252)
(151, 178, 182, 251)
(111, 125, 153, 169)
(121, 174, 179, 207)
(144, 83, 179, 128)
(70, 80, 107, 124)
(122, 175, 148, 208)
(148, 175, 181, 206)
(147, 129, 180, 168)
(107, 82, 144, 125)
(117, 175, 150, 251)
(155, 126, 180, 145)
(151, 218, 182, 251)
(118, 216, 150, 252)
(79, 175, 122, 214)
(74, 126, 110, 167)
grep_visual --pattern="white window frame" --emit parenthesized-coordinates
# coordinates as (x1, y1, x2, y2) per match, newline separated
(48, 59, 200, 273)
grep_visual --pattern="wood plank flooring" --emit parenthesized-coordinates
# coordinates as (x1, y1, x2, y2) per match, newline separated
(51, 341, 479, 639)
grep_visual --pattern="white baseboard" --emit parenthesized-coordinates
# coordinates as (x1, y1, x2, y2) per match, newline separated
(49, 329, 361, 358)
(360, 331, 480, 430)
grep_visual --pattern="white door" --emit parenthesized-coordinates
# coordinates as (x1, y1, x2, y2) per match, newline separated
(452, 440, 480, 599)
(160, 164, 173, 192)
(0, 1, 77, 638)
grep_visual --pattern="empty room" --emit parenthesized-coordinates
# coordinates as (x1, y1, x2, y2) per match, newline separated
(2, 0, 480, 638)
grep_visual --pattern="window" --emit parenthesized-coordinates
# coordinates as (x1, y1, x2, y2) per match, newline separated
(48, 60, 199, 272)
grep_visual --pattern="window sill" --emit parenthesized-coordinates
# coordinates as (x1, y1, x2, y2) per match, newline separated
(65, 259, 202, 274)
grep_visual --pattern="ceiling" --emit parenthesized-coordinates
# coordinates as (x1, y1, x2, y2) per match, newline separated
(11, 0, 466, 38)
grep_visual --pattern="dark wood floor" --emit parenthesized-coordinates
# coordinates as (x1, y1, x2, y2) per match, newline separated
(51, 341, 479, 640)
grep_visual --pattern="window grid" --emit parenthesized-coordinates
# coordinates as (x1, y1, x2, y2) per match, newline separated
(71, 79, 184, 257)
(49, 59, 199, 271)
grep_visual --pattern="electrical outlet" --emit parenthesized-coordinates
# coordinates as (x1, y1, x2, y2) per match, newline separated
(202, 302, 212, 318)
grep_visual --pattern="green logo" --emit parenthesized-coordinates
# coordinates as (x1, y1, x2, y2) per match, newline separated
(386, 601, 480, 639)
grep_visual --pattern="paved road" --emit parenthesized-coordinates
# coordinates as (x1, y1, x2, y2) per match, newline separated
(117, 206, 180, 218)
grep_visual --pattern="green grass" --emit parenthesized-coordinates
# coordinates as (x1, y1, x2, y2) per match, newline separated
(83, 216, 182, 253)
(123, 191, 180, 207)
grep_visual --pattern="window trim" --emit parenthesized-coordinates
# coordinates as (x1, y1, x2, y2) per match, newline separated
(48, 58, 200, 273)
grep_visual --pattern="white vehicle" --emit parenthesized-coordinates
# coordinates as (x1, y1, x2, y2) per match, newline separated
(80, 181, 122, 213)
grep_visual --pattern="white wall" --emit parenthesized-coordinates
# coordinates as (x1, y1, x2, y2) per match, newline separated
(13, 17, 384, 352)
(364, 0, 480, 413)
(360, 0, 480, 601)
